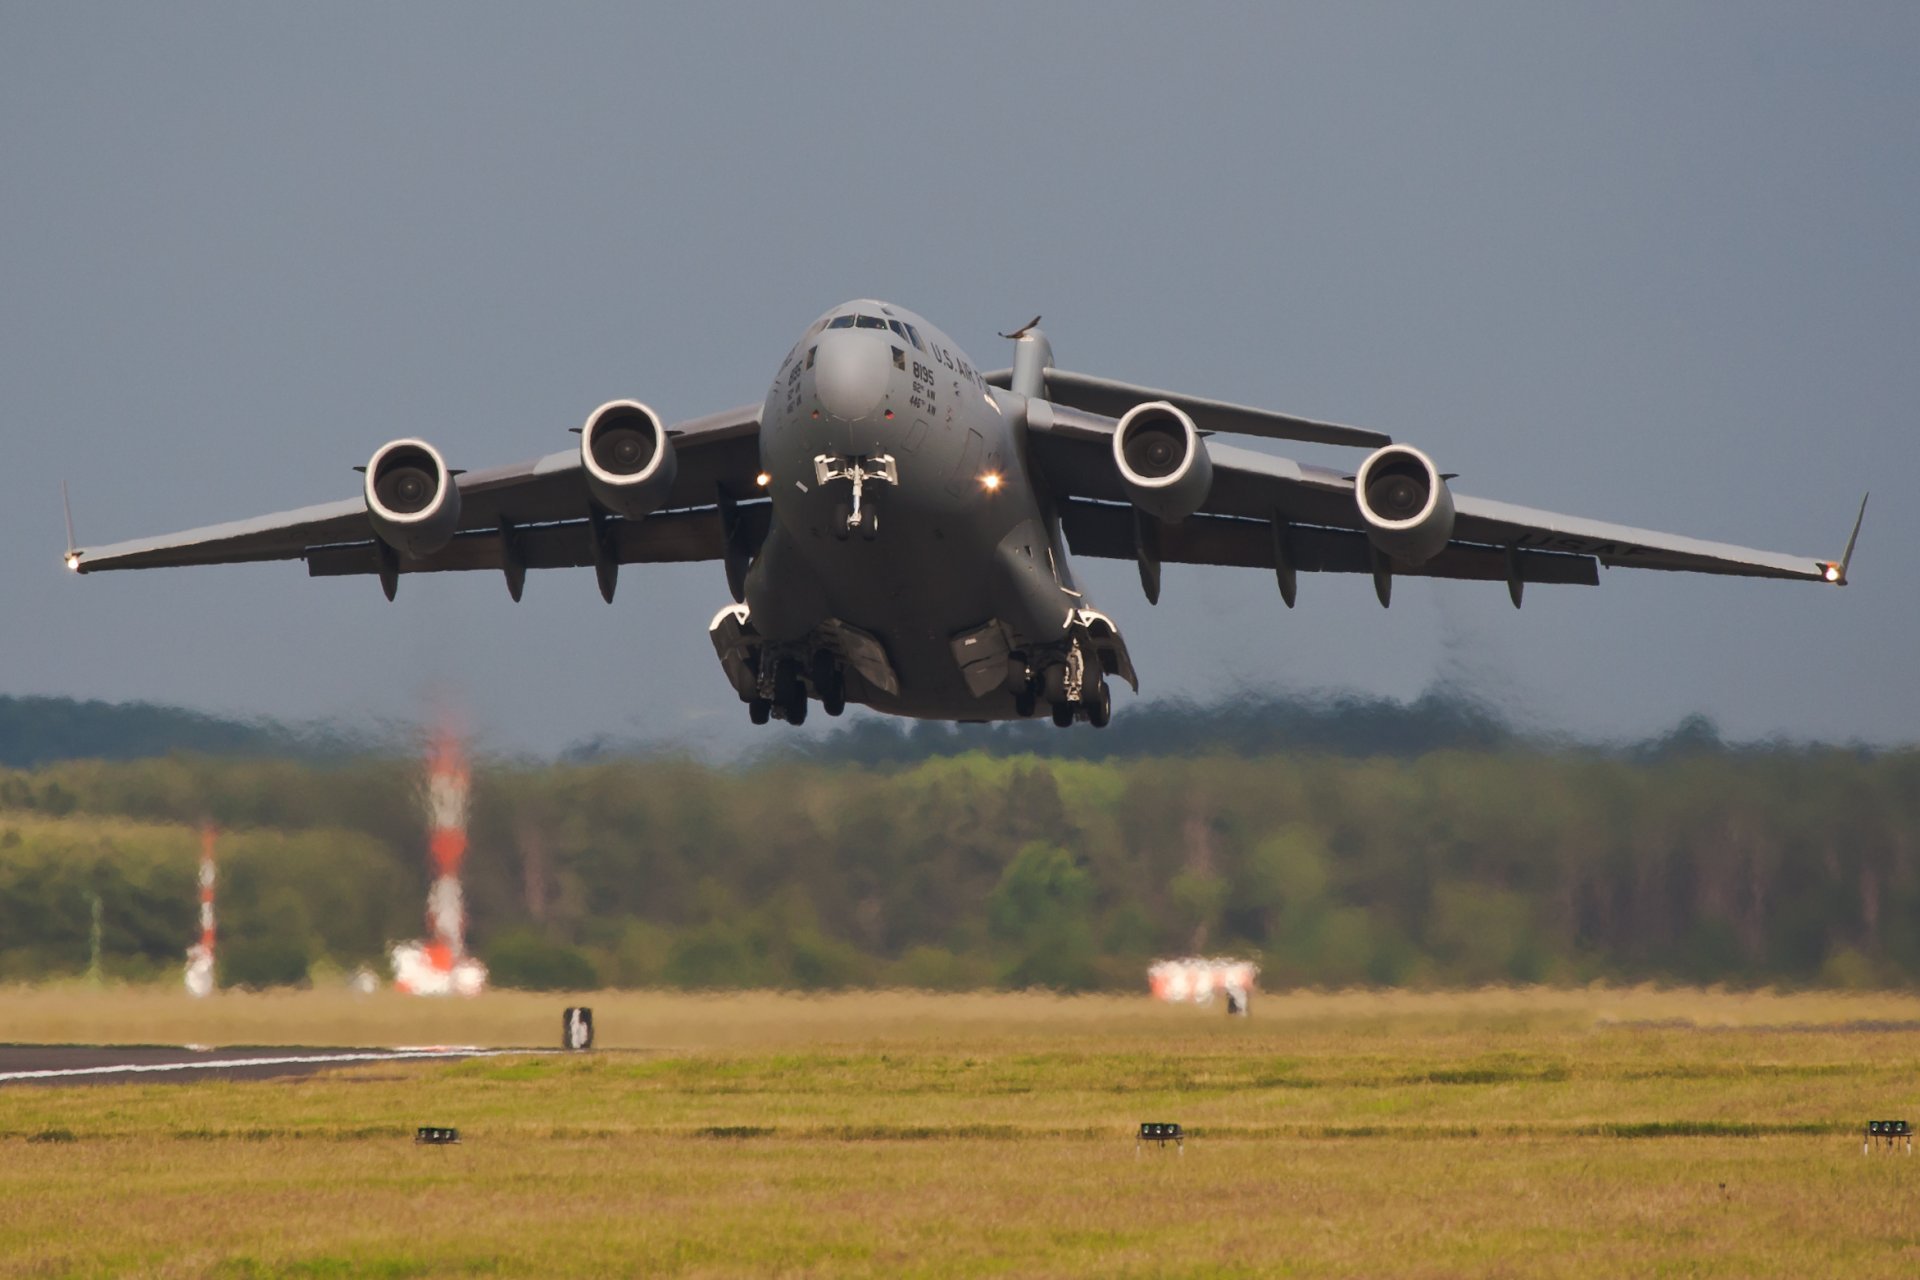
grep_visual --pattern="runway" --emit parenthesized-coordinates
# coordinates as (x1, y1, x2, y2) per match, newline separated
(0, 1043, 521, 1085)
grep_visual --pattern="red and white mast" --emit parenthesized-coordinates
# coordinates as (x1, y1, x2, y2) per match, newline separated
(184, 823, 216, 997)
(425, 730, 470, 970)
(391, 727, 488, 996)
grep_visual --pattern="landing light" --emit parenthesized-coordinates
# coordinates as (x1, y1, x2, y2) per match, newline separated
(755, 471, 772, 488)
(979, 471, 1003, 493)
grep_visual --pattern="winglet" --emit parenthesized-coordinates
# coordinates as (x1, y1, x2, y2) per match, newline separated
(1820, 492, 1868, 585)
(61, 480, 81, 572)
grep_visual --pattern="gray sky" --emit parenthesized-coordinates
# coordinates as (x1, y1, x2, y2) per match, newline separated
(4, 4, 1915, 755)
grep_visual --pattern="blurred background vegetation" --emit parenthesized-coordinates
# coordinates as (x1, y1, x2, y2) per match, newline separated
(0, 691, 1913, 992)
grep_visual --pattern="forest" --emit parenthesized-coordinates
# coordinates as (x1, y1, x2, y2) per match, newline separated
(0, 692, 1913, 992)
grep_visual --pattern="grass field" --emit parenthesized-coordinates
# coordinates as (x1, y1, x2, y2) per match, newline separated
(5, 986, 1920, 1277)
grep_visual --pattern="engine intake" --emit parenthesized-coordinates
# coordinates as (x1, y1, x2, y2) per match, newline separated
(1112, 401, 1212, 523)
(1355, 444, 1455, 565)
(582, 399, 677, 519)
(364, 438, 461, 557)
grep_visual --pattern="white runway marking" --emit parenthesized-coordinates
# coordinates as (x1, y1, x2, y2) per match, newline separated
(0, 1047, 522, 1084)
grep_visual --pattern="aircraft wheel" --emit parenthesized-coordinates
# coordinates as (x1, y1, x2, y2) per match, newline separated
(859, 505, 879, 540)
(1087, 681, 1112, 729)
(1013, 689, 1037, 718)
(1050, 701, 1076, 729)
(1041, 664, 1068, 705)
(786, 693, 809, 726)
(833, 504, 852, 541)
(748, 698, 771, 725)
(811, 653, 846, 715)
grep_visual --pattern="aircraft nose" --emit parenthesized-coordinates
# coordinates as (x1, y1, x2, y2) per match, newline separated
(813, 332, 890, 421)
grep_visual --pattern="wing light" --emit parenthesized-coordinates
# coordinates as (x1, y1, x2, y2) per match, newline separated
(65, 552, 81, 572)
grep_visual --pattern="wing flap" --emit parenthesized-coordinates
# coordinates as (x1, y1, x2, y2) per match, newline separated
(1060, 501, 1599, 585)
(306, 504, 771, 578)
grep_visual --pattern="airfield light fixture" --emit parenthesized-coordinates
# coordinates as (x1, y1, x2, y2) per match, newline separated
(1136, 1122, 1185, 1153)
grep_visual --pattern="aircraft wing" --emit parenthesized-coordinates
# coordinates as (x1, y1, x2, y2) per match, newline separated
(1025, 403, 1860, 597)
(67, 404, 765, 598)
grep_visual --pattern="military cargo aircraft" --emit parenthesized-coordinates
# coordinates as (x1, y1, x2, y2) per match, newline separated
(67, 300, 1866, 728)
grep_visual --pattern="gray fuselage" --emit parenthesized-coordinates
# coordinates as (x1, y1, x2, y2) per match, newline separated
(743, 300, 1091, 719)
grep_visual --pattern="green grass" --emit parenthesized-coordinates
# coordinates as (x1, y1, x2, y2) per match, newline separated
(4, 988, 1920, 1276)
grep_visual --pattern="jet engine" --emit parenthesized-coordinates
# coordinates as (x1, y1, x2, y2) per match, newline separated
(581, 399, 677, 519)
(364, 438, 461, 558)
(1112, 401, 1212, 523)
(1354, 444, 1455, 565)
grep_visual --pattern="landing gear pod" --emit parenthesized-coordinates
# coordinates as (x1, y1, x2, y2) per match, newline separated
(1355, 444, 1455, 566)
(364, 438, 461, 558)
(1113, 401, 1212, 524)
(581, 400, 677, 519)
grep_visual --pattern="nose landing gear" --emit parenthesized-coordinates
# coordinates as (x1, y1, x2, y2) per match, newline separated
(816, 454, 896, 540)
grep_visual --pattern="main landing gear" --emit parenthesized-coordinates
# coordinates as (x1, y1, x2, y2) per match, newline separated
(746, 653, 847, 726)
(1036, 640, 1111, 729)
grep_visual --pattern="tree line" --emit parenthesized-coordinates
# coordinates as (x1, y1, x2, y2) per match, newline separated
(0, 733, 1914, 991)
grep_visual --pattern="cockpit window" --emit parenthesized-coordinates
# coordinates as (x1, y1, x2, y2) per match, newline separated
(827, 315, 856, 329)
(901, 322, 925, 351)
(855, 315, 887, 330)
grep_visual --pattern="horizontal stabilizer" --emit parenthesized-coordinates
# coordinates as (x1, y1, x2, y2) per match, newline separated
(989, 367, 1392, 449)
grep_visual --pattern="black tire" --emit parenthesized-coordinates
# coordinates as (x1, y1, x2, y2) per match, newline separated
(1041, 664, 1069, 704)
(1013, 689, 1037, 718)
(1051, 701, 1076, 728)
(772, 658, 801, 707)
(748, 698, 771, 725)
(785, 693, 808, 726)
(810, 652, 846, 716)
(1087, 681, 1112, 729)
(833, 503, 851, 541)
(859, 504, 880, 540)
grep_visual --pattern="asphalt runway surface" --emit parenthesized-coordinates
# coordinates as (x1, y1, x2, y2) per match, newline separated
(0, 1044, 519, 1085)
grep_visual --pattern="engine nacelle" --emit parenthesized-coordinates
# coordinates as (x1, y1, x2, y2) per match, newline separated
(364, 438, 461, 558)
(581, 399, 677, 519)
(1112, 401, 1212, 524)
(1355, 444, 1455, 565)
